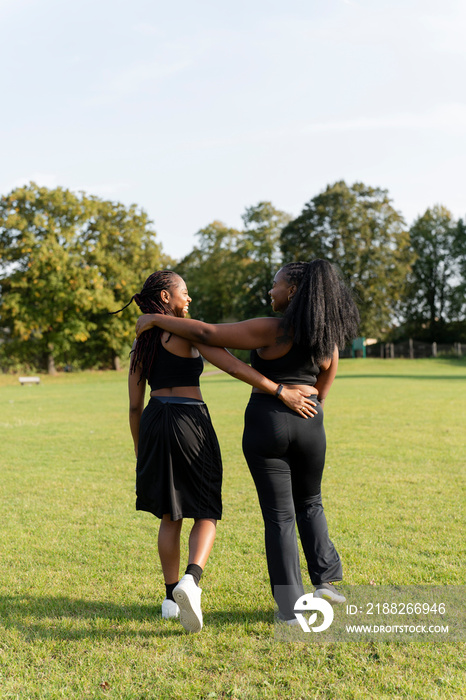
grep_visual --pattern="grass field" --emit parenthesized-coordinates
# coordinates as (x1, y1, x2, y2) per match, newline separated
(0, 358, 465, 699)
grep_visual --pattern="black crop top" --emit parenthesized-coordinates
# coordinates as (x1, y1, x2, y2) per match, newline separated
(148, 343, 204, 391)
(250, 345, 320, 386)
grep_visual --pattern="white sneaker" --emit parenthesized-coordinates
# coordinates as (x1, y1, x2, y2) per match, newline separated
(276, 611, 301, 626)
(285, 618, 301, 627)
(173, 574, 203, 633)
(161, 598, 180, 619)
(314, 583, 346, 604)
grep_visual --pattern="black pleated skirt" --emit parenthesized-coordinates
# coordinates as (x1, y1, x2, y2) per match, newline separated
(136, 397, 223, 520)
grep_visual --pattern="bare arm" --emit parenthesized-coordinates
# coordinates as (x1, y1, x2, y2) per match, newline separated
(313, 347, 339, 407)
(128, 352, 146, 457)
(136, 314, 282, 350)
(196, 344, 317, 417)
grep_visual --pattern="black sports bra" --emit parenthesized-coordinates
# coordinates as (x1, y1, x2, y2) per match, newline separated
(148, 342, 203, 391)
(250, 344, 320, 386)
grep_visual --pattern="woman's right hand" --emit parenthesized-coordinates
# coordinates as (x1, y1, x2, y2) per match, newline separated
(279, 387, 318, 418)
(135, 314, 158, 338)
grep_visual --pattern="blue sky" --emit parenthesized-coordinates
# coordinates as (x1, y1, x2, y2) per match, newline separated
(1, 0, 465, 259)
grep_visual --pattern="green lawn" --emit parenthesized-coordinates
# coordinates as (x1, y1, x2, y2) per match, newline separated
(0, 359, 465, 699)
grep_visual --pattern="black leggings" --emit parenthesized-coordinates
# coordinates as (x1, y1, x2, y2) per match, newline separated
(242, 394, 342, 618)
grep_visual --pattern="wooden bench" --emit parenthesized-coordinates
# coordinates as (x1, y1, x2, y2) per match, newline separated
(19, 376, 40, 385)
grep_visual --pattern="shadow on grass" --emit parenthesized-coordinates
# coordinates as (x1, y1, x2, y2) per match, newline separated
(0, 594, 271, 641)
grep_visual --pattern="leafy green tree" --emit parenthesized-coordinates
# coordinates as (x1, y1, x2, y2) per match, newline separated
(238, 202, 291, 318)
(404, 206, 462, 340)
(178, 204, 291, 327)
(450, 217, 466, 324)
(280, 181, 412, 337)
(79, 197, 172, 368)
(0, 183, 166, 372)
(178, 221, 246, 323)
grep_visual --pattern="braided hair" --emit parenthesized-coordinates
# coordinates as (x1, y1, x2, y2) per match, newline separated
(110, 270, 181, 381)
(280, 260, 360, 363)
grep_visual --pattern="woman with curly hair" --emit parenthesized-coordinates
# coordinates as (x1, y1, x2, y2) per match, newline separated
(112, 270, 316, 633)
(135, 260, 360, 623)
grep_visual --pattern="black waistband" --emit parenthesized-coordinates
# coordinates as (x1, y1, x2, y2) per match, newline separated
(150, 396, 205, 405)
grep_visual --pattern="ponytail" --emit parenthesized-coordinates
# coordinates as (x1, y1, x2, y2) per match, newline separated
(110, 270, 179, 381)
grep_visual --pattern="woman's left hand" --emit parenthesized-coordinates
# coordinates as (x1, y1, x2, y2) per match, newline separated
(135, 314, 158, 338)
(279, 388, 318, 418)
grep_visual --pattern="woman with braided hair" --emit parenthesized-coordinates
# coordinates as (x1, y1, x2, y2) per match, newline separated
(135, 260, 360, 623)
(113, 269, 317, 633)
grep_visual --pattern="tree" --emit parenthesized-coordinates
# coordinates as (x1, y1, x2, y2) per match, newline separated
(178, 221, 246, 323)
(450, 217, 466, 324)
(0, 183, 167, 372)
(280, 181, 412, 337)
(238, 202, 291, 319)
(79, 197, 173, 368)
(178, 203, 291, 326)
(403, 206, 462, 340)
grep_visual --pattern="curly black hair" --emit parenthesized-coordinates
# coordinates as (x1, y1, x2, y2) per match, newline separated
(280, 259, 360, 363)
(110, 270, 181, 381)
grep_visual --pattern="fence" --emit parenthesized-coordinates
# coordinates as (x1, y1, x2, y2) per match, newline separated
(341, 340, 464, 359)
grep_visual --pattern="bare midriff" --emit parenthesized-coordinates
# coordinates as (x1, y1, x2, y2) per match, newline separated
(252, 383, 319, 396)
(150, 386, 203, 400)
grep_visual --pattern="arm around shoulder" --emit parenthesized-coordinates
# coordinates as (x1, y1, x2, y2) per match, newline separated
(136, 314, 281, 350)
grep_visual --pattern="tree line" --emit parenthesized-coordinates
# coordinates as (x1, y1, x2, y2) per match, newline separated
(0, 181, 464, 372)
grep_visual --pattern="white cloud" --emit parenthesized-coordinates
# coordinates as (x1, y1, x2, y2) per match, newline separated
(132, 22, 163, 37)
(422, 5, 466, 56)
(1, 176, 133, 202)
(166, 103, 466, 153)
(107, 58, 192, 95)
(72, 182, 132, 198)
(8, 173, 59, 190)
(301, 104, 466, 134)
